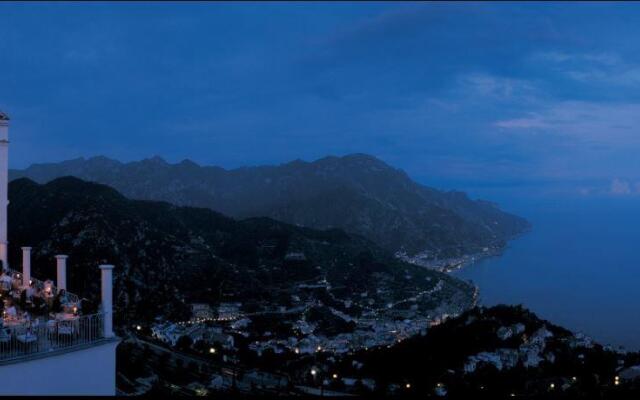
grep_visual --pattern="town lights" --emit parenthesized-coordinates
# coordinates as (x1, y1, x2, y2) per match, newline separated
(310, 368, 317, 376)
(294, 348, 300, 354)
(549, 383, 555, 390)
(614, 376, 620, 386)
(136, 325, 142, 331)
(332, 374, 338, 379)
(209, 347, 217, 354)
(316, 346, 322, 352)
(405, 383, 411, 389)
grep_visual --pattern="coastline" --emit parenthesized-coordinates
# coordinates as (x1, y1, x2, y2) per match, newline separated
(398, 246, 505, 274)
(399, 227, 533, 274)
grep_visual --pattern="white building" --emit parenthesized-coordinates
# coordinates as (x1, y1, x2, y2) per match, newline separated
(0, 111, 120, 395)
(191, 303, 214, 320)
(217, 302, 242, 320)
(151, 322, 185, 346)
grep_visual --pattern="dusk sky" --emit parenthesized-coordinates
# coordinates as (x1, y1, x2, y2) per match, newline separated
(2, 2, 640, 197)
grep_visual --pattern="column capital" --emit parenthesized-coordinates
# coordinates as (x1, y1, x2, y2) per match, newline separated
(55, 254, 69, 260)
(99, 264, 115, 270)
(21, 246, 32, 251)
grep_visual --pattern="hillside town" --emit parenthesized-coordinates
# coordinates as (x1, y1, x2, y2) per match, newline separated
(147, 281, 466, 355)
(118, 303, 640, 397)
(120, 271, 474, 395)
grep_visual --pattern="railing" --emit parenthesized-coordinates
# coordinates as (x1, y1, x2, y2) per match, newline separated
(5, 268, 80, 304)
(0, 312, 105, 363)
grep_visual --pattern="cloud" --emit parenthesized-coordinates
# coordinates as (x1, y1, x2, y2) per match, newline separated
(610, 178, 632, 195)
(530, 51, 640, 88)
(532, 51, 620, 66)
(494, 101, 640, 146)
(494, 115, 549, 130)
(454, 73, 538, 102)
(606, 179, 640, 196)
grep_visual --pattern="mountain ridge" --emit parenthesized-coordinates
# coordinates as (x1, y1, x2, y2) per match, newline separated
(10, 153, 531, 259)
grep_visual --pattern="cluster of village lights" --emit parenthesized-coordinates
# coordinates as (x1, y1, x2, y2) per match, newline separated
(309, 369, 341, 379)
(133, 324, 218, 355)
(172, 316, 238, 328)
(307, 369, 450, 395)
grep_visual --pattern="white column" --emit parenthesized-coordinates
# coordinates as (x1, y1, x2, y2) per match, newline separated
(0, 243, 6, 272)
(55, 255, 68, 291)
(21, 247, 31, 287)
(0, 116, 9, 271)
(100, 264, 115, 338)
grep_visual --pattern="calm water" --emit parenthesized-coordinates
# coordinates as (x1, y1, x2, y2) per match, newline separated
(454, 196, 640, 350)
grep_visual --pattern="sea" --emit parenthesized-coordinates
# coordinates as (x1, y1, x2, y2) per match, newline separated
(453, 193, 640, 351)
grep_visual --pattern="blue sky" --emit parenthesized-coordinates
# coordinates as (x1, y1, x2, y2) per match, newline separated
(2, 2, 640, 199)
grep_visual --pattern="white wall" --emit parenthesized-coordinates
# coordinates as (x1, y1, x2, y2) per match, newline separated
(0, 340, 120, 396)
(0, 120, 9, 269)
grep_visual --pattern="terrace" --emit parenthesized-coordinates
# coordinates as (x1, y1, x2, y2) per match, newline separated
(0, 248, 115, 364)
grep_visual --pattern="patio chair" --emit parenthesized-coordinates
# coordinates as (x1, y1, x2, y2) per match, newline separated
(47, 319, 57, 340)
(0, 328, 11, 346)
(57, 320, 75, 346)
(16, 331, 38, 353)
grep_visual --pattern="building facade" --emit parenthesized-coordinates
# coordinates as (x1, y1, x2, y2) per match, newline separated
(0, 110, 119, 396)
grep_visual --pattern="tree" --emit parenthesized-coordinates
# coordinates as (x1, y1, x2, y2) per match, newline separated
(176, 335, 193, 351)
(188, 361, 201, 375)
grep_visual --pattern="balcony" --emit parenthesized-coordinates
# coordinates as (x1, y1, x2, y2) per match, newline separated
(0, 264, 114, 364)
(0, 312, 107, 364)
